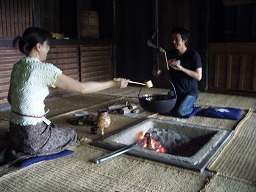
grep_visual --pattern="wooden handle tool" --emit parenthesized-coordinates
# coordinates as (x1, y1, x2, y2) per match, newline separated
(128, 80, 153, 88)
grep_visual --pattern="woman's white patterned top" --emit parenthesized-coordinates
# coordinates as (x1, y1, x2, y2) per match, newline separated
(9, 57, 62, 125)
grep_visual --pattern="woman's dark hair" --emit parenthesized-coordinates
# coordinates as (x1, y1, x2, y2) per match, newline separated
(13, 27, 51, 55)
(171, 26, 190, 42)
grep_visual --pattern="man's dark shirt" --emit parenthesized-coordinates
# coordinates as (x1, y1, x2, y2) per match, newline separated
(167, 48, 202, 98)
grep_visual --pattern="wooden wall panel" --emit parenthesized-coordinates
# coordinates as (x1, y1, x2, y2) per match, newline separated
(0, 0, 33, 38)
(208, 43, 256, 93)
(0, 43, 113, 107)
(240, 55, 255, 90)
(212, 55, 228, 89)
(80, 44, 112, 81)
(0, 47, 23, 105)
(223, 0, 256, 5)
(46, 45, 80, 97)
(227, 55, 240, 90)
(0, 45, 80, 106)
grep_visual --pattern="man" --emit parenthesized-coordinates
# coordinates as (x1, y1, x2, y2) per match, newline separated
(154, 26, 202, 116)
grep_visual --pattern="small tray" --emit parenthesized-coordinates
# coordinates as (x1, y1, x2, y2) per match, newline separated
(68, 114, 97, 126)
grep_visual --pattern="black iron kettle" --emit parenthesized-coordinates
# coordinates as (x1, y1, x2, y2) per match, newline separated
(138, 79, 177, 114)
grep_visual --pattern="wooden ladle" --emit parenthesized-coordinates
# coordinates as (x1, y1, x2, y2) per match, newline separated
(128, 80, 153, 88)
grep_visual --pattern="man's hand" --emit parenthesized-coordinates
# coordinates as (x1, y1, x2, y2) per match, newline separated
(168, 59, 182, 70)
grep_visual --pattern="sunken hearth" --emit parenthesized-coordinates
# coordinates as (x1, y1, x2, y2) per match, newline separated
(91, 119, 232, 173)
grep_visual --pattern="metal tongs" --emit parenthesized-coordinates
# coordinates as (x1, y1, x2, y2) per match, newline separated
(94, 141, 142, 164)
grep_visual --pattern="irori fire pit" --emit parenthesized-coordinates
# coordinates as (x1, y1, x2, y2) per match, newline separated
(91, 119, 232, 173)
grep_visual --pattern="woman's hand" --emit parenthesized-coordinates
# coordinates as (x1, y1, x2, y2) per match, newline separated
(113, 78, 129, 88)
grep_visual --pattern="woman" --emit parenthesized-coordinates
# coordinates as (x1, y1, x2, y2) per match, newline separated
(1, 27, 129, 168)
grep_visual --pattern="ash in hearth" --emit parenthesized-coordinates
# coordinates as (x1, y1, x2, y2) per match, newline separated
(146, 128, 190, 154)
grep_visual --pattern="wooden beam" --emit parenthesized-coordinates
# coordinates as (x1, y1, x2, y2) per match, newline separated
(223, 0, 256, 5)
(226, 55, 232, 89)
(239, 56, 245, 90)
(214, 55, 220, 88)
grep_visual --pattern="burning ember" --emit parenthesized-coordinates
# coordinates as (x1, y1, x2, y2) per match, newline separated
(138, 131, 166, 153)
(138, 128, 191, 155)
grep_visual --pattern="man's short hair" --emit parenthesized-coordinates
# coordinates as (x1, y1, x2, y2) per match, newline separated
(171, 26, 190, 42)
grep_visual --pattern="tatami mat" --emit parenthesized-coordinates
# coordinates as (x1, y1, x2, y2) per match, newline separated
(202, 173, 256, 192)
(45, 94, 123, 118)
(0, 144, 207, 192)
(207, 110, 256, 185)
(0, 88, 255, 191)
(149, 113, 243, 131)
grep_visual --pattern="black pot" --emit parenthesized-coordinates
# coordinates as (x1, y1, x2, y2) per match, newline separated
(138, 81, 177, 114)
